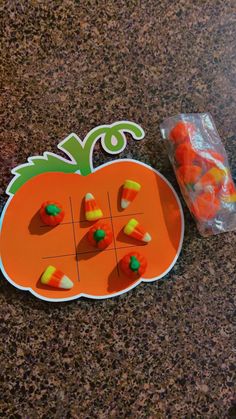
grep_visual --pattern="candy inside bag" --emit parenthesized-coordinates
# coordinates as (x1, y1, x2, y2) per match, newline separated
(160, 113, 236, 236)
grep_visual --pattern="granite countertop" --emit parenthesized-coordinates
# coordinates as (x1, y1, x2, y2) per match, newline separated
(1, 1, 236, 417)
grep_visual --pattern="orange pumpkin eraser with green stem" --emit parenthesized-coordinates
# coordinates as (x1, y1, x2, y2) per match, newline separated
(88, 221, 113, 250)
(175, 143, 198, 166)
(40, 201, 65, 226)
(169, 121, 196, 145)
(176, 165, 202, 187)
(191, 191, 220, 221)
(120, 252, 147, 279)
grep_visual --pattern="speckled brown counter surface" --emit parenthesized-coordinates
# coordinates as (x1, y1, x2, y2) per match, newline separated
(0, 1, 236, 418)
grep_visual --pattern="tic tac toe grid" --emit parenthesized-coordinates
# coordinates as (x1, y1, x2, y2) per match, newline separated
(41, 192, 144, 279)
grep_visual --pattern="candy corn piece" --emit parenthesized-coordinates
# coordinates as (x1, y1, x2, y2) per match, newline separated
(222, 193, 236, 203)
(85, 193, 103, 221)
(124, 218, 151, 243)
(121, 180, 141, 209)
(220, 179, 236, 203)
(41, 266, 74, 289)
(195, 167, 228, 193)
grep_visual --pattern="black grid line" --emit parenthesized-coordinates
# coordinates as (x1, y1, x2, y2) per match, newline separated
(42, 244, 140, 260)
(41, 196, 145, 277)
(39, 212, 144, 228)
(69, 197, 80, 282)
(42, 252, 75, 260)
(107, 191, 120, 276)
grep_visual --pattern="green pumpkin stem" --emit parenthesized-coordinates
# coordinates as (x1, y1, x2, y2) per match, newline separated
(129, 256, 141, 272)
(94, 229, 106, 242)
(45, 204, 61, 216)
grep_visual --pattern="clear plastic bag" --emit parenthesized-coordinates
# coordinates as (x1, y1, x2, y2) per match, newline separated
(160, 113, 236, 236)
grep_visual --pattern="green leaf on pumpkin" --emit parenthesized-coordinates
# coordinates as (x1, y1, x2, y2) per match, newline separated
(7, 122, 145, 196)
(7, 134, 82, 196)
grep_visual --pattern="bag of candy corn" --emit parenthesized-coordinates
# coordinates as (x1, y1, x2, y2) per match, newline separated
(160, 113, 236, 236)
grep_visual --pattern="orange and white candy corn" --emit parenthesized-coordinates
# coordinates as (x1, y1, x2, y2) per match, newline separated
(222, 192, 236, 203)
(220, 179, 236, 203)
(85, 193, 103, 221)
(124, 218, 151, 243)
(41, 266, 74, 289)
(121, 180, 141, 209)
(195, 167, 228, 193)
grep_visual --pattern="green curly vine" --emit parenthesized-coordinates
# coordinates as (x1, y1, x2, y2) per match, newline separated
(7, 121, 145, 196)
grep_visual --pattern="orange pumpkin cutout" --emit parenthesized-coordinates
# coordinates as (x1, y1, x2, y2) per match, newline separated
(0, 122, 184, 302)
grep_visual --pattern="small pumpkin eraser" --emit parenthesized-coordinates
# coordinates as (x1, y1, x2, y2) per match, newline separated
(120, 252, 147, 278)
(40, 201, 65, 226)
(85, 193, 103, 221)
(41, 266, 74, 289)
(121, 179, 141, 209)
(124, 218, 151, 243)
(190, 191, 220, 221)
(169, 121, 196, 145)
(176, 165, 202, 186)
(175, 143, 198, 166)
(88, 221, 113, 250)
